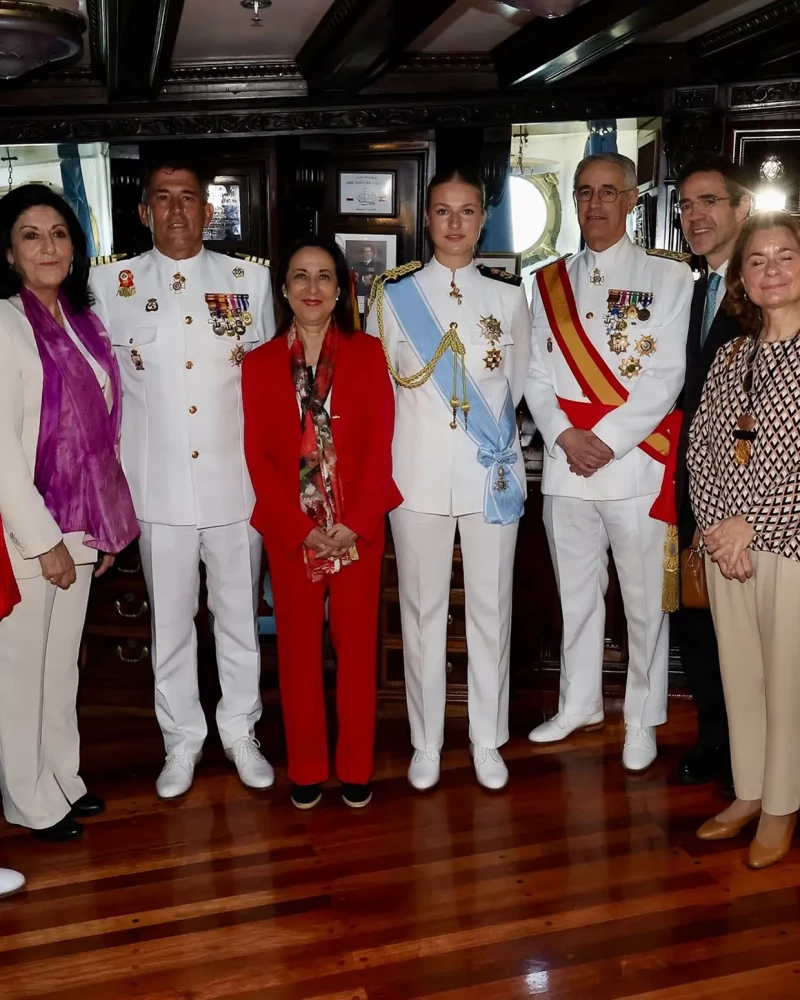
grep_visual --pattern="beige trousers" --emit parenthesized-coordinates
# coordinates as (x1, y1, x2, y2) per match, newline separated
(0, 565, 92, 829)
(706, 550, 800, 815)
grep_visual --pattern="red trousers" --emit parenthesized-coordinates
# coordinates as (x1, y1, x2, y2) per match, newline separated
(267, 526, 384, 786)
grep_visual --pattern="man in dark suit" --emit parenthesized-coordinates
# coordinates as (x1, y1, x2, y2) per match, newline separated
(674, 156, 752, 792)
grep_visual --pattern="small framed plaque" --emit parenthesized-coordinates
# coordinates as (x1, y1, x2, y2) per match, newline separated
(338, 170, 396, 217)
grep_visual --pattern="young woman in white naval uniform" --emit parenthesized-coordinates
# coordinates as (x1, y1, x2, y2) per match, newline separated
(368, 168, 531, 791)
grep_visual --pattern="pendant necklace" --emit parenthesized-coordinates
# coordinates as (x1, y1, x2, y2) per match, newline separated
(449, 269, 463, 305)
(733, 335, 791, 465)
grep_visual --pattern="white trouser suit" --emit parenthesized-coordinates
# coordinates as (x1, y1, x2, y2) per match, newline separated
(368, 257, 532, 750)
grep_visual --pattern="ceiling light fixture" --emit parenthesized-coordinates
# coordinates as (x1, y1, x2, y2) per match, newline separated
(240, 0, 272, 26)
(498, 0, 581, 17)
(0, 0, 85, 80)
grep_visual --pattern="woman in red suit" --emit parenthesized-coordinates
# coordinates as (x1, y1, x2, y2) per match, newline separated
(243, 237, 401, 810)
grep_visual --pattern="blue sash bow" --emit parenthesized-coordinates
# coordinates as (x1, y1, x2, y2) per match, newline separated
(386, 275, 524, 525)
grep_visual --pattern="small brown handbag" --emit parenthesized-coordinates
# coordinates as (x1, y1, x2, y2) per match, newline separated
(680, 529, 709, 609)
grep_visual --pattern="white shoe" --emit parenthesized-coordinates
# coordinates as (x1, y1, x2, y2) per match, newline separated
(408, 750, 441, 791)
(225, 737, 275, 789)
(623, 725, 657, 772)
(156, 752, 201, 799)
(472, 746, 508, 790)
(528, 711, 605, 744)
(0, 868, 25, 898)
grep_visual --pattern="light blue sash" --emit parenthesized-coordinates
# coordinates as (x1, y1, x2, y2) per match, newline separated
(386, 274, 524, 525)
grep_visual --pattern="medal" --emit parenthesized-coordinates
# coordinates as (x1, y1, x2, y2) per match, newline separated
(450, 273, 463, 305)
(635, 335, 657, 357)
(608, 332, 629, 354)
(590, 267, 603, 286)
(230, 345, 247, 367)
(117, 269, 136, 298)
(484, 347, 502, 370)
(232, 266, 245, 279)
(619, 356, 642, 379)
(479, 314, 504, 371)
(145, 297, 158, 313)
(130, 349, 144, 371)
(172, 272, 186, 294)
(494, 466, 509, 493)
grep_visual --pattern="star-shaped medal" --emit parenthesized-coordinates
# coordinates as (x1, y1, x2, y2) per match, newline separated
(608, 332, 629, 354)
(619, 356, 642, 379)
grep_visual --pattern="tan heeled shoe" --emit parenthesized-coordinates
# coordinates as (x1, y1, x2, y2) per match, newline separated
(747, 814, 797, 869)
(696, 809, 760, 841)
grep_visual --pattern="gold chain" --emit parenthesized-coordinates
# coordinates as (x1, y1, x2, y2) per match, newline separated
(369, 265, 470, 429)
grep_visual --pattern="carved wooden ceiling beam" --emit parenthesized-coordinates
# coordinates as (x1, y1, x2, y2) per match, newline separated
(296, 0, 459, 93)
(87, 0, 185, 101)
(689, 0, 800, 82)
(492, 0, 705, 88)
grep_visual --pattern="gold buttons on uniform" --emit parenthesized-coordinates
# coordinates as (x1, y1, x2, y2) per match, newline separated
(185, 361, 194, 369)
(185, 316, 193, 325)
(189, 406, 197, 414)
(191, 451, 199, 459)
(586, 312, 594, 320)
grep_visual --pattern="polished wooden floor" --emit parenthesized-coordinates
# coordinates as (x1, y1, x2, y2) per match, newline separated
(0, 699, 799, 1000)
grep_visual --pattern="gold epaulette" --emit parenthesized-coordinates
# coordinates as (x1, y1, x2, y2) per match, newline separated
(476, 264, 522, 287)
(646, 248, 691, 263)
(367, 261, 423, 314)
(235, 253, 271, 268)
(90, 254, 127, 267)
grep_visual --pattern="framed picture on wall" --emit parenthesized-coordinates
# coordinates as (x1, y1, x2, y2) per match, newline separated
(473, 251, 522, 276)
(202, 173, 252, 251)
(335, 232, 398, 312)
(338, 170, 396, 217)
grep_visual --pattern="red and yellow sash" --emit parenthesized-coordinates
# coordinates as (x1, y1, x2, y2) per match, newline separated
(537, 258, 681, 610)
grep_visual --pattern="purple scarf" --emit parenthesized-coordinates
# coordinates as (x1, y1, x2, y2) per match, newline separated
(21, 287, 139, 555)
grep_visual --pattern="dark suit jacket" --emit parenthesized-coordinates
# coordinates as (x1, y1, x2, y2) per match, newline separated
(676, 273, 742, 546)
(242, 330, 403, 557)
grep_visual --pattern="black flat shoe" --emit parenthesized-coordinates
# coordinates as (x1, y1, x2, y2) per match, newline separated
(675, 744, 729, 786)
(33, 816, 83, 842)
(290, 783, 322, 810)
(71, 793, 105, 818)
(342, 783, 373, 809)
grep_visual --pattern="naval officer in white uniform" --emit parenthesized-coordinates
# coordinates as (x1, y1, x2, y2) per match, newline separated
(525, 152, 693, 771)
(91, 163, 276, 797)
(368, 167, 530, 792)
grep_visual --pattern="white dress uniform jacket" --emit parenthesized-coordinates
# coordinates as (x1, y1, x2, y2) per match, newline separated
(90, 248, 274, 529)
(527, 235, 693, 500)
(372, 256, 531, 514)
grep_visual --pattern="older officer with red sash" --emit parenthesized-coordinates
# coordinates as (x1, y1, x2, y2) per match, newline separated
(525, 152, 693, 771)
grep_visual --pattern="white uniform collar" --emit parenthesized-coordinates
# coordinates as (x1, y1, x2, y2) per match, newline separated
(427, 254, 477, 284)
(151, 245, 206, 272)
(583, 233, 633, 276)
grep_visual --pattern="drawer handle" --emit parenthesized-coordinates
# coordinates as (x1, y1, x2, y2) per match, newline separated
(446, 660, 453, 674)
(447, 613, 453, 626)
(116, 643, 149, 664)
(114, 598, 149, 619)
(116, 558, 142, 575)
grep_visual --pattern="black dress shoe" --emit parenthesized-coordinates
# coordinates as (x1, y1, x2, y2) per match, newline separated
(675, 745, 729, 785)
(290, 784, 322, 811)
(341, 783, 373, 809)
(33, 816, 83, 842)
(71, 793, 105, 818)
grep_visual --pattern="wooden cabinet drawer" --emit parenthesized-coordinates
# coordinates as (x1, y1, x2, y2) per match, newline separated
(382, 647, 468, 688)
(88, 587, 150, 628)
(79, 636, 153, 710)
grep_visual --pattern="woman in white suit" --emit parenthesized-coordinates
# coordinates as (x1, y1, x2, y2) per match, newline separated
(0, 185, 139, 842)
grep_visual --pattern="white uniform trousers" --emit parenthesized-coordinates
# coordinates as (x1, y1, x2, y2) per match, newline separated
(390, 508, 519, 750)
(137, 520, 263, 756)
(0, 566, 92, 829)
(543, 494, 669, 728)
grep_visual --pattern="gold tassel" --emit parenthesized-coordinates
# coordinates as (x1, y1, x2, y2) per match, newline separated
(662, 523, 680, 613)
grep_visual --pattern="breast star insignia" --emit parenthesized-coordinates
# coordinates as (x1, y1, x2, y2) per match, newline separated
(484, 347, 502, 370)
(619, 356, 643, 379)
(230, 345, 246, 367)
(635, 335, 657, 356)
(608, 332, 629, 354)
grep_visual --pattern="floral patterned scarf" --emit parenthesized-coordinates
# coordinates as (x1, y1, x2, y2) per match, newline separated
(288, 322, 358, 582)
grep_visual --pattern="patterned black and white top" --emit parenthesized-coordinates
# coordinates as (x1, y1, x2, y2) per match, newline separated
(688, 334, 800, 560)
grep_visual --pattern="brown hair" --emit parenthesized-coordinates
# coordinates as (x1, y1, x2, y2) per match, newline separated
(725, 211, 800, 338)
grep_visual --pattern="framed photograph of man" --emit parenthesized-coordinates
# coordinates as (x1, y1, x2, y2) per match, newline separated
(473, 251, 522, 276)
(335, 232, 398, 313)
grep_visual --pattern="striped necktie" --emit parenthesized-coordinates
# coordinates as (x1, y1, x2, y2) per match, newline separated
(701, 272, 722, 347)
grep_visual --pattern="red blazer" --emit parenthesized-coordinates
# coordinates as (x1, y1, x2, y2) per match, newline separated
(0, 519, 21, 620)
(242, 330, 402, 556)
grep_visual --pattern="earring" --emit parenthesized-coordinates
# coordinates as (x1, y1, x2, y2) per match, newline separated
(69, 260, 74, 276)
(744, 291, 749, 301)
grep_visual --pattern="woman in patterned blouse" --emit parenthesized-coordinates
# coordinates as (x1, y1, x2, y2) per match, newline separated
(688, 211, 800, 869)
